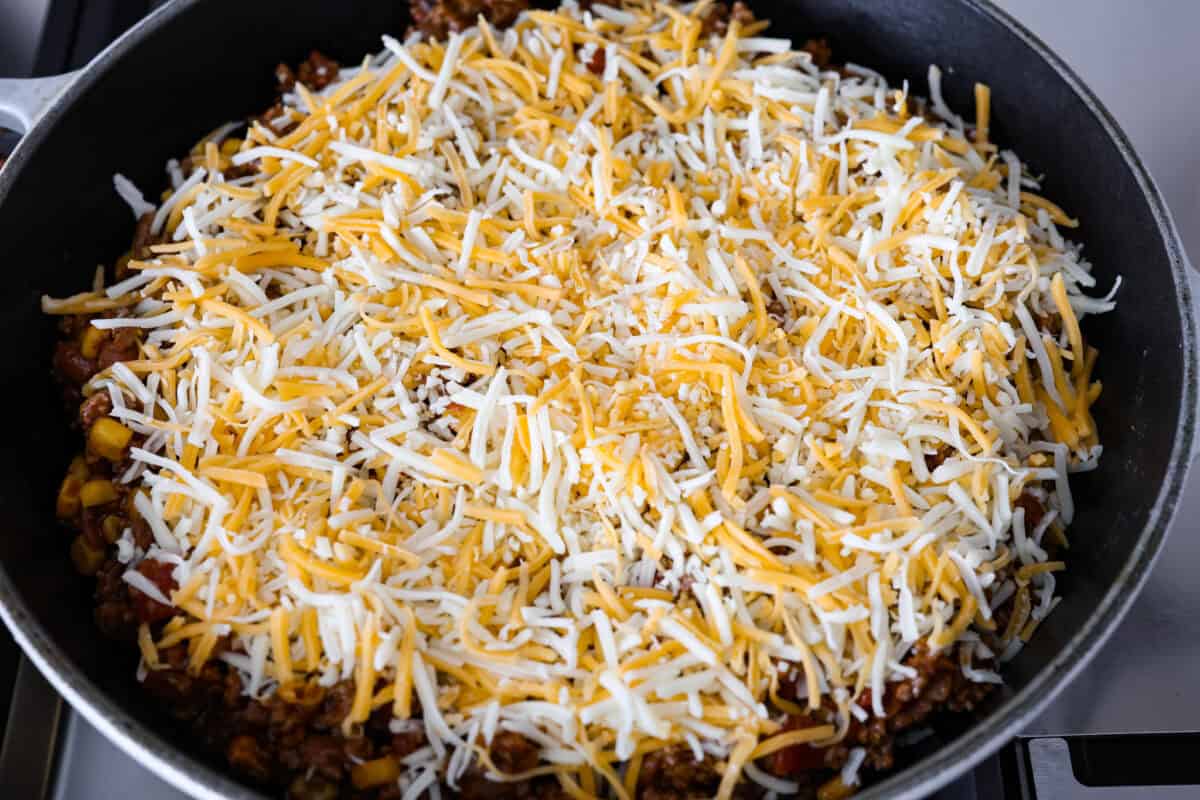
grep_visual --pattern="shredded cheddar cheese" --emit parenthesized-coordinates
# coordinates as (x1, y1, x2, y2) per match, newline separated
(45, 1, 1117, 794)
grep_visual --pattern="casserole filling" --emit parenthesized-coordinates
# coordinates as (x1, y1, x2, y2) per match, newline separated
(46, 1, 1115, 797)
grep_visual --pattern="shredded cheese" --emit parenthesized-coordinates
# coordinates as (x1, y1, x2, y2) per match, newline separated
(46, 1, 1116, 792)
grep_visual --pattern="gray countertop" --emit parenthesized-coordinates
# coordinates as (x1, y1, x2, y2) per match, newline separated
(998, 0, 1200, 263)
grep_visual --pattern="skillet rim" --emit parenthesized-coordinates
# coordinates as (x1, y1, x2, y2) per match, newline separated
(0, 6, 271, 796)
(856, 5, 1199, 797)
(0, 1, 1194, 798)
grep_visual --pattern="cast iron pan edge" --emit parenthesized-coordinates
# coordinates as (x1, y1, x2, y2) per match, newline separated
(858, 1, 1198, 797)
(0, 1, 1194, 798)
(859, 2, 1198, 796)
(0, 6, 266, 797)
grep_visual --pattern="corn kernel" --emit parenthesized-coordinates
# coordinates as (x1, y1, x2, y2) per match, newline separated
(80, 326, 106, 359)
(350, 756, 400, 789)
(80, 480, 118, 508)
(68, 455, 89, 481)
(818, 777, 855, 800)
(56, 476, 83, 519)
(101, 515, 124, 543)
(69, 536, 105, 576)
(88, 418, 133, 461)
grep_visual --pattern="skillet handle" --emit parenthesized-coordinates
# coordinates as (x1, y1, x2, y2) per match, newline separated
(0, 73, 79, 135)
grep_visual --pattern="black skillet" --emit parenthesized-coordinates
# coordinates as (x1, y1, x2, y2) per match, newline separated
(0, 0, 1195, 797)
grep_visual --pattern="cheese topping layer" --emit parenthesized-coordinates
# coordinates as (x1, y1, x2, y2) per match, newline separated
(46, 1, 1115, 795)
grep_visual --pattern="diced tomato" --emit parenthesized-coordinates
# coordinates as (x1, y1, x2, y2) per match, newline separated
(771, 741, 826, 775)
(130, 559, 178, 623)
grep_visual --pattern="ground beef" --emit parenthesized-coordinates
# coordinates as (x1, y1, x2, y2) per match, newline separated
(78, 328, 136, 389)
(53, 340, 96, 386)
(52, 322, 142, 416)
(140, 666, 419, 796)
(301, 735, 349, 781)
(637, 746, 760, 800)
(256, 51, 339, 136)
(924, 445, 952, 472)
(453, 731, 576, 800)
(770, 642, 997, 781)
(275, 62, 299, 94)
(801, 37, 834, 69)
(1035, 312, 1063, 336)
(79, 506, 115, 548)
(700, 1, 755, 36)
(390, 726, 427, 760)
(286, 777, 341, 800)
(140, 662, 205, 719)
(1014, 491, 1046, 529)
(130, 212, 162, 260)
(457, 772, 569, 800)
(129, 509, 155, 550)
(410, 0, 530, 39)
(94, 558, 139, 640)
(295, 50, 341, 91)
(766, 293, 789, 326)
(228, 735, 273, 783)
(257, 100, 297, 135)
(96, 328, 141, 371)
(272, 51, 341, 94)
(79, 391, 113, 429)
(489, 731, 540, 774)
(117, 211, 170, 276)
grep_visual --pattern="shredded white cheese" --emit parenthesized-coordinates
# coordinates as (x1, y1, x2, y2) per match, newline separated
(45, 2, 1114, 795)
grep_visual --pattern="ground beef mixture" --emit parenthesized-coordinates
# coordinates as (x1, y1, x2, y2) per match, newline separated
(258, 50, 346, 137)
(638, 746, 761, 800)
(1014, 491, 1046, 530)
(409, 0, 538, 39)
(698, 1, 755, 36)
(768, 643, 996, 783)
(139, 656, 434, 799)
(48, 11, 1015, 800)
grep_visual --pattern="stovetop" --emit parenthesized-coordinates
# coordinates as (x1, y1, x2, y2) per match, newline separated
(1, 0, 1198, 797)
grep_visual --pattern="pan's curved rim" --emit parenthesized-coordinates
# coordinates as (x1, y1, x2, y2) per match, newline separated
(0, 5, 264, 797)
(856, 0, 1197, 796)
(0, 1, 1194, 799)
